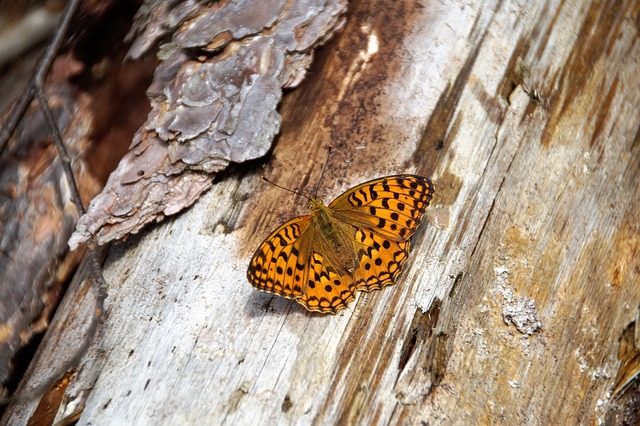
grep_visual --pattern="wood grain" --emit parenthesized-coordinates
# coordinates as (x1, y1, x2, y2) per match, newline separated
(4, 0, 639, 424)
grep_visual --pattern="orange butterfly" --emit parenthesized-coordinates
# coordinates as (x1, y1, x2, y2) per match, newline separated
(247, 175, 434, 313)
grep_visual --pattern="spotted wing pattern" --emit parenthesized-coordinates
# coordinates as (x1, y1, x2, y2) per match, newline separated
(329, 175, 434, 241)
(247, 216, 311, 299)
(247, 174, 434, 314)
(297, 250, 357, 313)
(352, 228, 411, 292)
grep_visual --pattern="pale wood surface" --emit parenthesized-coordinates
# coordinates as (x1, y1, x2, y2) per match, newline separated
(5, 0, 639, 424)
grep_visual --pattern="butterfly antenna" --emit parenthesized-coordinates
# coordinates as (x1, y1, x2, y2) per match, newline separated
(261, 176, 312, 201)
(314, 144, 332, 198)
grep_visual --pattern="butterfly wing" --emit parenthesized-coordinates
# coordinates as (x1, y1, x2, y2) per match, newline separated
(328, 175, 434, 292)
(351, 228, 411, 292)
(329, 175, 434, 241)
(296, 241, 357, 313)
(247, 215, 357, 313)
(247, 216, 312, 299)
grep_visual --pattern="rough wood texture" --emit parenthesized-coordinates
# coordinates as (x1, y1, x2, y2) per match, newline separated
(4, 0, 639, 423)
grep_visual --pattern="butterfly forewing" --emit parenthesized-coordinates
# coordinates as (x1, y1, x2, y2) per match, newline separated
(329, 175, 434, 241)
(247, 216, 311, 298)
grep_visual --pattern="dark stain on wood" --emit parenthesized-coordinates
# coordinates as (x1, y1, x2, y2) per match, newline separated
(412, 34, 485, 176)
(438, 166, 469, 257)
(449, 272, 464, 299)
(397, 300, 442, 376)
(434, 166, 462, 207)
(281, 394, 293, 413)
(541, 0, 635, 146)
(467, 5, 487, 44)
(534, 3, 557, 62)
(632, 125, 640, 152)
(588, 77, 619, 149)
(210, 181, 252, 236)
(498, 36, 533, 102)
(471, 79, 506, 125)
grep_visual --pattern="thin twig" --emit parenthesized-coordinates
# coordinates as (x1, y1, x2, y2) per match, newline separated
(32, 86, 108, 314)
(17, 80, 110, 407)
(1, 0, 109, 408)
(34, 88, 86, 215)
(0, 0, 81, 155)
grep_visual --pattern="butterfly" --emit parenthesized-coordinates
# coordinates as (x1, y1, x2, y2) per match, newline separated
(247, 175, 434, 313)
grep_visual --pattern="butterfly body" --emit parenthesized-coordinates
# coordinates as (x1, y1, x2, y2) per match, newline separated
(248, 175, 434, 314)
(309, 198, 339, 243)
(308, 198, 356, 275)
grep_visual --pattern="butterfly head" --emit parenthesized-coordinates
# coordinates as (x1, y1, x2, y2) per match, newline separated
(308, 196, 326, 212)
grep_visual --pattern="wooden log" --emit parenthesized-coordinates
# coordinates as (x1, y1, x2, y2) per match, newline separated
(4, 0, 639, 424)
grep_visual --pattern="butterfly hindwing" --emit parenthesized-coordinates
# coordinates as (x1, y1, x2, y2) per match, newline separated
(352, 228, 411, 292)
(297, 249, 357, 314)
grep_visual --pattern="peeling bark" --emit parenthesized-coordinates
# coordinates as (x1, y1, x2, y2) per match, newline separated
(69, 0, 347, 248)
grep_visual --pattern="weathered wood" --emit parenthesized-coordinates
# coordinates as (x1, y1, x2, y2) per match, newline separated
(4, 0, 639, 424)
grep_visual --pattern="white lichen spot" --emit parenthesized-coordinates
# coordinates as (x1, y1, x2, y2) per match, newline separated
(494, 265, 509, 276)
(502, 295, 542, 335)
(592, 366, 611, 381)
(575, 348, 589, 372)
